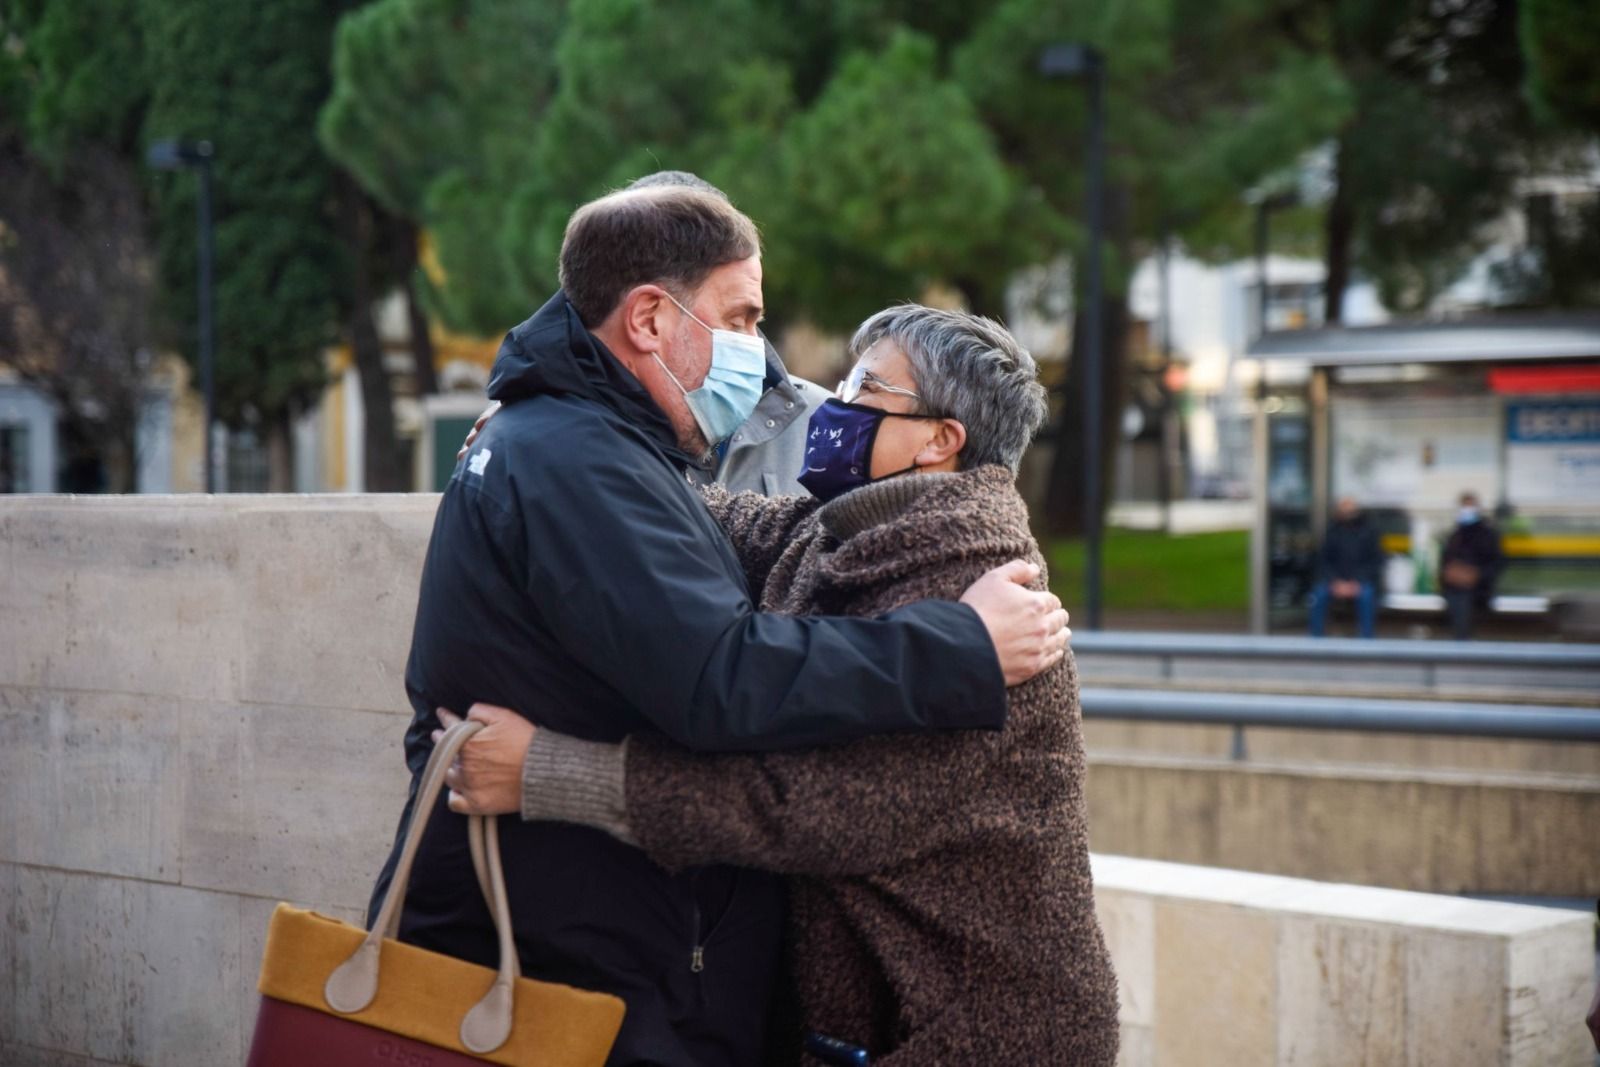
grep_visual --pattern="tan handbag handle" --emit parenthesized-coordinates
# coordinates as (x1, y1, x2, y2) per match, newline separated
(324, 718, 520, 1053)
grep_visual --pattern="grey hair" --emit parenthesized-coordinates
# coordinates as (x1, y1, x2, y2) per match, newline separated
(849, 305, 1049, 473)
(627, 170, 730, 201)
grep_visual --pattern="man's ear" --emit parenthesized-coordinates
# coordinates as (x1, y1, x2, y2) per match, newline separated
(915, 418, 966, 468)
(617, 285, 669, 356)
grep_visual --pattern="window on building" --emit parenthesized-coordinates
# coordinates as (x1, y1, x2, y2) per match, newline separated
(0, 424, 29, 493)
(225, 429, 271, 493)
(1265, 282, 1325, 332)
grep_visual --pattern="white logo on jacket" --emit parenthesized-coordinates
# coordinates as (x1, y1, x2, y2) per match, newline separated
(467, 449, 492, 476)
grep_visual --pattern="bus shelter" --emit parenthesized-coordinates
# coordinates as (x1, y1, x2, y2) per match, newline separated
(1244, 313, 1600, 634)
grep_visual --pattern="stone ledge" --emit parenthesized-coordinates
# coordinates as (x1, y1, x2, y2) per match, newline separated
(1093, 854, 1589, 936)
(1092, 855, 1594, 1067)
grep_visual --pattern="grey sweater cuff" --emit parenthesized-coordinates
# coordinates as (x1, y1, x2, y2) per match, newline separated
(521, 730, 637, 846)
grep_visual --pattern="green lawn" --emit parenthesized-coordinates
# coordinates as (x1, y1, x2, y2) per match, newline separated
(1046, 528, 1250, 614)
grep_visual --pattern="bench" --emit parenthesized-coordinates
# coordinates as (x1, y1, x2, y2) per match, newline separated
(1381, 592, 1552, 615)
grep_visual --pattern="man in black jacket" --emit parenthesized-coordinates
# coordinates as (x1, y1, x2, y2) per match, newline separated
(1439, 490, 1504, 640)
(1308, 496, 1383, 639)
(368, 184, 1067, 1067)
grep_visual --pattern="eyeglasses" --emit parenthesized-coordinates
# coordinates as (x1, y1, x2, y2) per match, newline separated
(836, 364, 927, 406)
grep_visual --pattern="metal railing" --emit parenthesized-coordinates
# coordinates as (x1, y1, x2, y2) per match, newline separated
(1080, 687, 1600, 761)
(1072, 631, 1600, 671)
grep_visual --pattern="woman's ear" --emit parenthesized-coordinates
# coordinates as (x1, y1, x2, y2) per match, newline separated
(915, 418, 966, 468)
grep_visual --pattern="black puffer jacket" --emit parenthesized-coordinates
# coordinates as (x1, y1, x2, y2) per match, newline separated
(1440, 519, 1505, 601)
(368, 291, 1007, 1067)
(1317, 516, 1383, 586)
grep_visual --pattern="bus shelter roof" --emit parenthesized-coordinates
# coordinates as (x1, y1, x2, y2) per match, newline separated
(1245, 312, 1600, 367)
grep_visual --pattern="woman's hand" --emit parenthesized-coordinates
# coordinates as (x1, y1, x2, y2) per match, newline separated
(434, 702, 534, 816)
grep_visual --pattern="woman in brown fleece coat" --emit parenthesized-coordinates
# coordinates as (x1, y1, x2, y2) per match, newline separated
(459, 306, 1119, 1065)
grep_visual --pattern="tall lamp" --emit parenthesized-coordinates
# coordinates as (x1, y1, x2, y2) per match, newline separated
(1039, 43, 1108, 630)
(147, 139, 217, 493)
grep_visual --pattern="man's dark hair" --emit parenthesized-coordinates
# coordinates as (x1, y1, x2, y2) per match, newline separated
(559, 186, 760, 327)
(626, 170, 730, 201)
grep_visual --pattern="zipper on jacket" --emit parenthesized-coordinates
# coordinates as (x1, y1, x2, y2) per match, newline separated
(690, 889, 706, 973)
(689, 872, 705, 974)
(687, 868, 743, 975)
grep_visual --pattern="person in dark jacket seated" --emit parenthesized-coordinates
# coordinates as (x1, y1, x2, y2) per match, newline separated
(372, 183, 1069, 1067)
(1308, 496, 1384, 639)
(1439, 490, 1504, 641)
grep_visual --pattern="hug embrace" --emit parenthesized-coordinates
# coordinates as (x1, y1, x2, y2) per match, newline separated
(255, 171, 1117, 1067)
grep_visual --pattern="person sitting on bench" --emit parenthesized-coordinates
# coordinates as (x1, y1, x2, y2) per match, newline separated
(1309, 496, 1383, 639)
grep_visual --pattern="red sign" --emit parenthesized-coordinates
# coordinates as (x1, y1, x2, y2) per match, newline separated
(1487, 363, 1600, 394)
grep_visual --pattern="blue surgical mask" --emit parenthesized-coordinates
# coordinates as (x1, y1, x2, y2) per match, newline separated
(652, 294, 766, 446)
(1458, 507, 1480, 525)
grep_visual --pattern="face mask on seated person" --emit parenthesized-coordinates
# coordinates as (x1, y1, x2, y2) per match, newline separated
(796, 398, 943, 503)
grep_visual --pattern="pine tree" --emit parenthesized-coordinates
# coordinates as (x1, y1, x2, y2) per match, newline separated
(1521, 0, 1600, 130)
(142, 0, 343, 487)
(320, 0, 565, 334)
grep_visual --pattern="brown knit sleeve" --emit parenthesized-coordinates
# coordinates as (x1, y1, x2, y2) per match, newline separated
(621, 711, 1034, 876)
(697, 483, 820, 593)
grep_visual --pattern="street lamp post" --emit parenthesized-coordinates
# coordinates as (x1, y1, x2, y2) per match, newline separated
(1246, 189, 1297, 635)
(1040, 43, 1108, 630)
(1157, 230, 1174, 534)
(147, 139, 217, 493)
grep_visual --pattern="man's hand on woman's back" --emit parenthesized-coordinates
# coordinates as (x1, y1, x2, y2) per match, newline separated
(960, 560, 1071, 687)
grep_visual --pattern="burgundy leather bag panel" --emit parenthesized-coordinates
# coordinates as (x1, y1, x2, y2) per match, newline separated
(246, 995, 492, 1067)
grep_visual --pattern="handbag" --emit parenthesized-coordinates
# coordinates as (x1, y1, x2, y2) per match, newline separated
(246, 719, 626, 1066)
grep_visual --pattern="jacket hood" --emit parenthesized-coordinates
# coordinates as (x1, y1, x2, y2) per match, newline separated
(486, 290, 694, 462)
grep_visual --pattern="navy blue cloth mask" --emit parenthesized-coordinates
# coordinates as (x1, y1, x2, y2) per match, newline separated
(797, 398, 933, 503)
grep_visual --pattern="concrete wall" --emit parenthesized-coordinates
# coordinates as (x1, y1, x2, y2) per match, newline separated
(0, 495, 431, 1066)
(1087, 754, 1600, 896)
(1078, 657, 1600, 894)
(1, 496, 1595, 1066)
